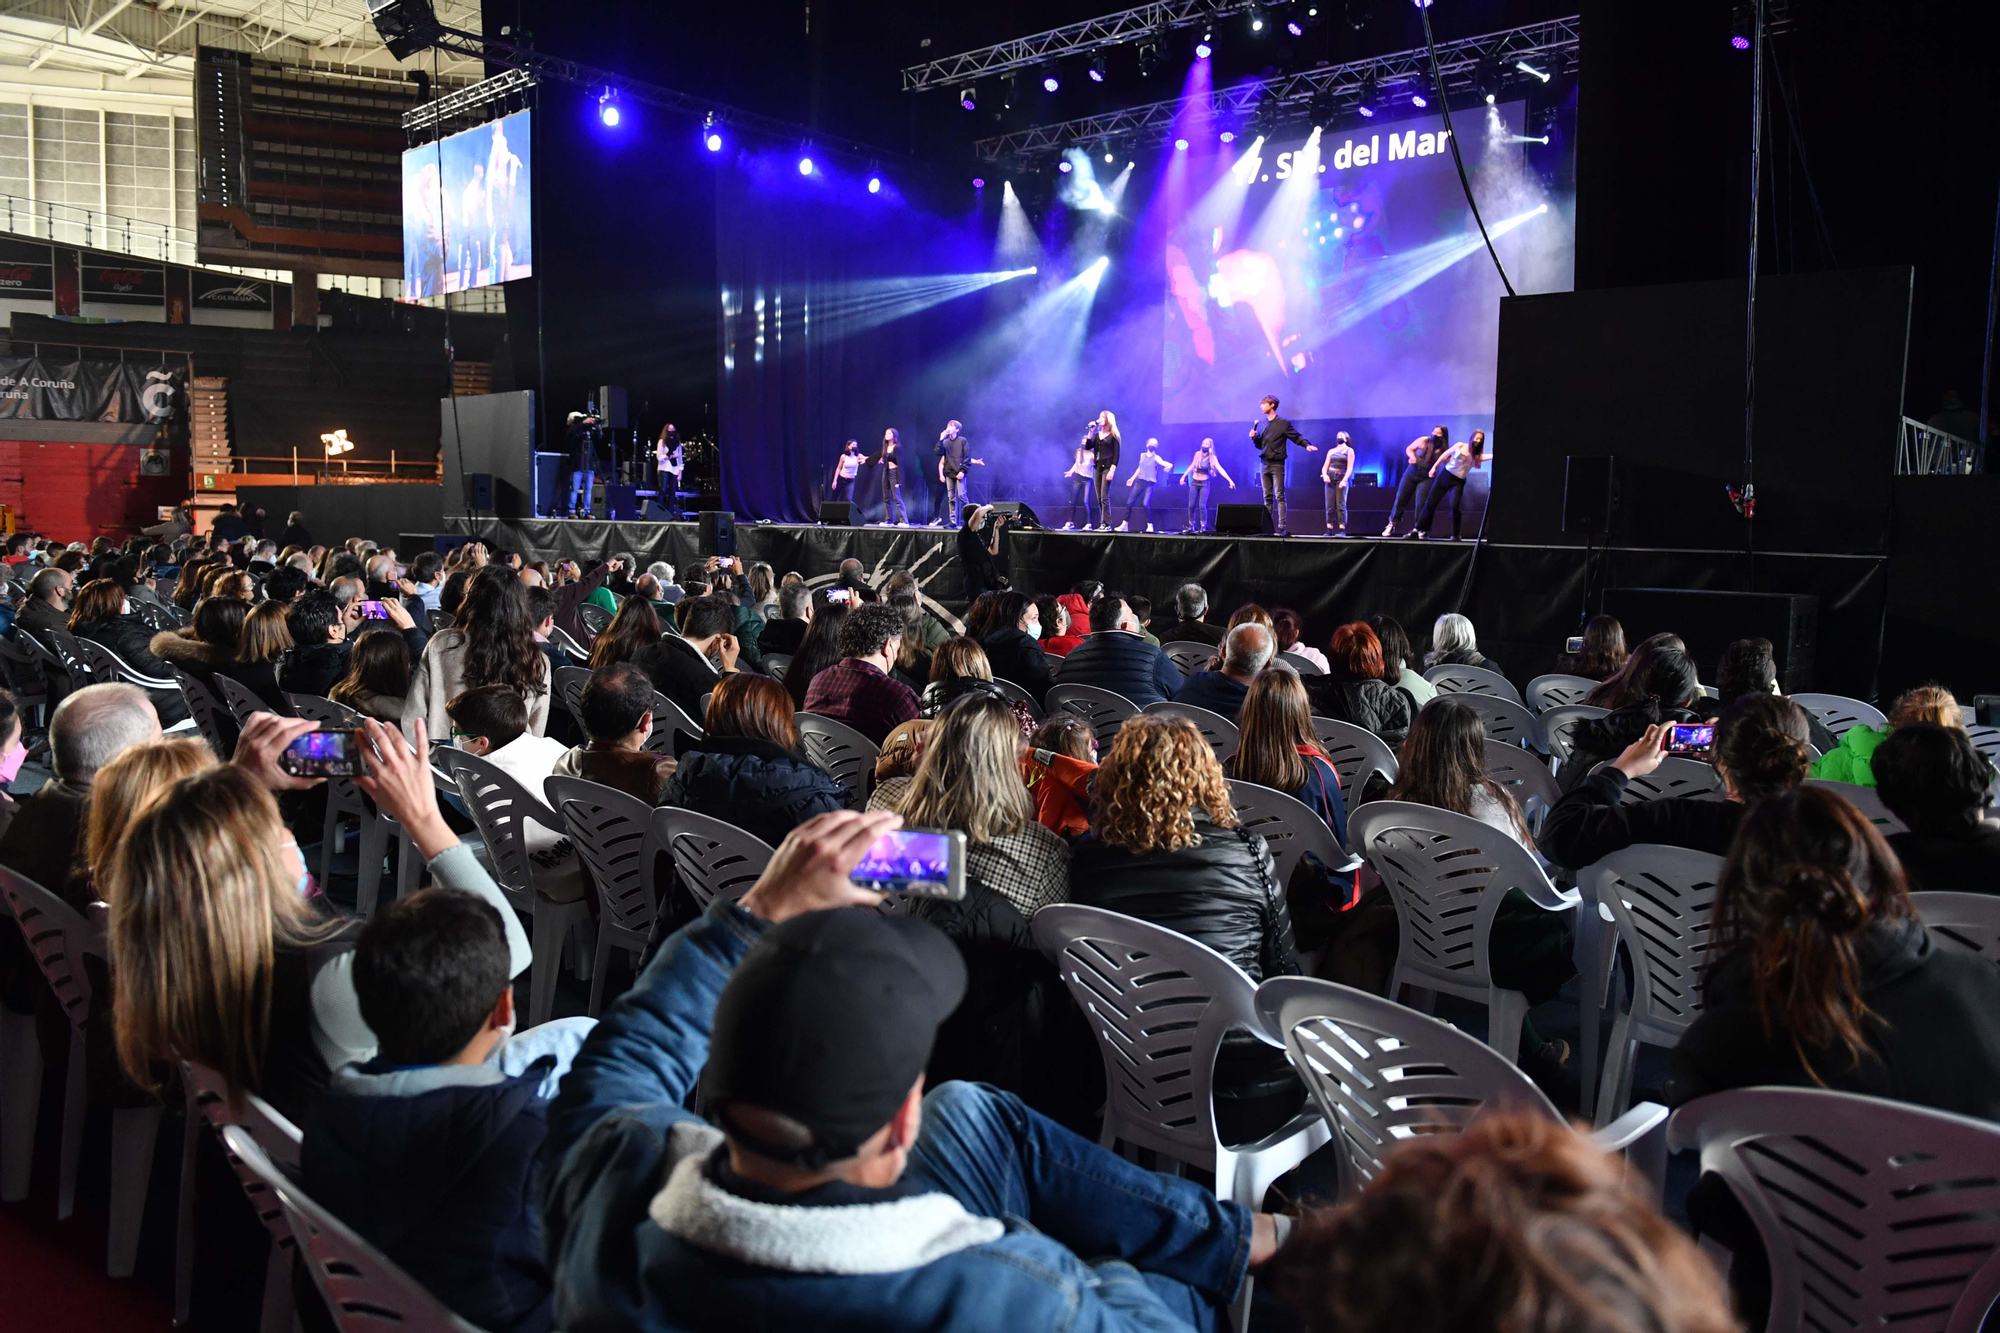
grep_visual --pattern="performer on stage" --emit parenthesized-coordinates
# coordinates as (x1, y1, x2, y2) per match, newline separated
(655, 423, 684, 513)
(936, 420, 983, 527)
(1405, 429, 1486, 541)
(878, 428, 907, 525)
(1179, 438, 1234, 534)
(1383, 425, 1447, 536)
(828, 439, 869, 505)
(1121, 438, 1170, 532)
(565, 409, 602, 518)
(1321, 430, 1355, 536)
(1249, 395, 1317, 536)
(1061, 436, 1096, 530)
(1086, 410, 1120, 530)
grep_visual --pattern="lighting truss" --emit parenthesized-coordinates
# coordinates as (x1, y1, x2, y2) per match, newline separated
(902, 0, 1267, 92)
(402, 68, 538, 137)
(974, 16, 1579, 162)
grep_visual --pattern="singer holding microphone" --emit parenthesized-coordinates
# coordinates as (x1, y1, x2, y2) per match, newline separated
(1085, 410, 1120, 530)
(1250, 394, 1316, 536)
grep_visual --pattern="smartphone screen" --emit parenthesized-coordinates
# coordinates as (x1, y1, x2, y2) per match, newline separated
(1665, 722, 1715, 755)
(1565, 636, 1586, 654)
(849, 828, 965, 900)
(359, 599, 388, 619)
(281, 729, 361, 778)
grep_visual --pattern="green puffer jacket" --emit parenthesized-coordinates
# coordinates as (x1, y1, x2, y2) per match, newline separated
(1811, 723, 1886, 787)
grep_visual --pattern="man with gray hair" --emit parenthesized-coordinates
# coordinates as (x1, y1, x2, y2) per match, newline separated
(0, 683, 160, 902)
(1171, 622, 1272, 724)
(1165, 582, 1225, 647)
(645, 560, 684, 606)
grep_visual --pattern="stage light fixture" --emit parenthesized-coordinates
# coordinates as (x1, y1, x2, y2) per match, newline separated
(1137, 38, 1163, 76)
(1356, 78, 1378, 117)
(798, 156, 814, 175)
(597, 87, 621, 127)
(701, 112, 722, 152)
(1042, 68, 1060, 93)
(1731, 33, 1751, 49)
(1515, 60, 1551, 82)
(961, 84, 977, 111)
(868, 177, 882, 193)
(973, 177, 985, 188)
(704, 131, 723, 151)
(1174, 138, 1189, 151)
(1287, 21, 1304, 36)
(1088, 53, 1107, 82)
(1104, 149, 1115, 163)
(1248, 4, 1267, 33)
(1220, 130, 1235, 143)
(1194, 31, 1213, 58)
(366, 0, 443, 61)
(1474, 61, 1503, 104)
(1411, 0, 1431, 7)
(1058, 160, 1073, 173)
(1410, 88, 1429, 108)
(1001, 74, 1017, 109)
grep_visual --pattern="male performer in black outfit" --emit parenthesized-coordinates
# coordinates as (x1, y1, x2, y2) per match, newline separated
(936, 421, 982, 528)
(1249, 395, 1317, 535)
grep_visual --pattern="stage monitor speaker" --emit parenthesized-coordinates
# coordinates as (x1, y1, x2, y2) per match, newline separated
(990, 501, 1044, 530)
(698, 510, 736, 558)
(819, 500, 854, 526)
(1563, 455, 1617, 534)
(1214, 503, 1272, 536)
(641, 499, 674, 521)
(468, 472, 494, 511)
(139, 447, 170, 476)
(605, 484, 638, 521)
(597, 386, 628, 430)
(1601, 587, 1819, 693)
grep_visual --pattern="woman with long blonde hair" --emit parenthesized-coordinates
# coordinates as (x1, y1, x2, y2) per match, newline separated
(1070, 714, 1301, 1143)
(85, 736, 217, 883)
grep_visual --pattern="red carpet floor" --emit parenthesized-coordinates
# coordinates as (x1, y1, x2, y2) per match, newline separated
(0, 1199, 172, 1333)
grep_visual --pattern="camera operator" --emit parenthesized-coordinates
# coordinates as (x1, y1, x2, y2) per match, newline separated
(564, 410, 603, 519)
(956, 503, 1011, 601)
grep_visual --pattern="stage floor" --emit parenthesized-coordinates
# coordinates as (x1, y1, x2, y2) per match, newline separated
(445, 514, 1889, 698)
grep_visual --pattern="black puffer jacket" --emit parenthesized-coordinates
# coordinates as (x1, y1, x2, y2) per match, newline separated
(981, 626, 1055, 703)
(658, 735, 849, 846)
(1304, 674, 1414, 749)
(75, 612, 173, 678)
(1560, 698, 1705, 792)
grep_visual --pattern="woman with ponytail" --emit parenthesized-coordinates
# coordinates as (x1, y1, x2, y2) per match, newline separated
(1540, 692, 1813, 871)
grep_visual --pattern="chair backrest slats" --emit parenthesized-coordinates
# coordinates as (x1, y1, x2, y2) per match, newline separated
(0, 865, 99, 1030)
(1526, 673, 1601, 713)
(651, 807, 775, 910)
(1790, 693, 1889, 741)
(795, 712, 880, 802)
(1619, 756, 1728, 805)
(435, 747, 559, 905)
(1161, 641, 1215, 677)
(1457, 693, 1540, 750)
(1914, 891, 2000, 959)
(546, 776, 658, 939)
(1044, 684, 1141, 753)
(1144, 699, 1239, 763)
(1423, 662, 1522, 705)
(1226, 778, 1346, 885)
(1806, 778, 1911, 836)
(172, 666, 233, 757)
(1310, 716, 1399, 797)
(1586, 846, 1726, 1040)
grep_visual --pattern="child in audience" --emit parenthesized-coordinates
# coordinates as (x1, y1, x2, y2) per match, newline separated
(448, 686, 571, 855)
(1022, 714, 1095, 838)
(305, 888, 589, 1333)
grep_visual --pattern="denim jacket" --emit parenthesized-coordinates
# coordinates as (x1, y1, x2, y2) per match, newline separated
(541, 901, 1237, 1332)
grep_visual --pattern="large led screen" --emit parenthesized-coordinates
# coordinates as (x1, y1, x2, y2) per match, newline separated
(402, 109, 532, 299)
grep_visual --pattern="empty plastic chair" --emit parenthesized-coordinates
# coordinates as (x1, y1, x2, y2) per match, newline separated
(171, 666, 234, 758)
(652, 807, 775, 910)
(546, 776, 661, 1015)
(1669, 1088, 2000, 1333)
(795, 711, 881, 805)
(1044, 683, 1141, 754)
(1346, 802, 1579, 1061)
(553, 664, 592, 736)
(1310, 716, 1399, 798)
(1458, 692, 1540, 751)
(1806, 778, 1910, 836)
(1423, 662, 1522, 704)
(1144, 699, 1240, 763)
(1526, 672, 1600, 713)
(1161, 641, 1216, 677)
(77, 638, 176, 691)
(1790, 692, 1888, 740)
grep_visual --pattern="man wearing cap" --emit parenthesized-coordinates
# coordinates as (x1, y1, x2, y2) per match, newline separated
(544, 809, 1282, 1331)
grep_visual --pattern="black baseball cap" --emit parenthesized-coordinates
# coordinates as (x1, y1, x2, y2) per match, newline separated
(699, 908, 966, 1169)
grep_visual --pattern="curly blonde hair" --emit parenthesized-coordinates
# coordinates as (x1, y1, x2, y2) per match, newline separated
(1093, 715, 1236, 853)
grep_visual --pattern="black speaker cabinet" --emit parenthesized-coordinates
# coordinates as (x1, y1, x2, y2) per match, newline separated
(698, 510, 736, 558)
(819, 500, 854, 526)
(641, 499, 674, 521)
(597, 385, 628, 429)
(1214, 503, 1272, 536)
(605, 484, 638, 521)
(1601, 587, 1819, 693)
(1563, 455, 1617, 534)
(990, 500, 1044, 529)
(468, 472, 494, 511)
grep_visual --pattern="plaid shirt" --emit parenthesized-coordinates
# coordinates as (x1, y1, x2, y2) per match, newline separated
(869, 776, 1071, 918)
(801, 657, 920, 745)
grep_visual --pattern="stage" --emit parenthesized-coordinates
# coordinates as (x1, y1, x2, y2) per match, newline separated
(443, 514, 1891, 699)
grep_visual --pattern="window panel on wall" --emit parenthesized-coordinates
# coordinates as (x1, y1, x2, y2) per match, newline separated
(106, 111, 175, 258)
(32, 106, 102, 244)
(174, 116, 195, 259)
(0, 105, 28, 215)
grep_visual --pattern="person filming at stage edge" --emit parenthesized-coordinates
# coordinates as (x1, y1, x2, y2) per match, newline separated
(1249, 395, 1316, 536)
(565, 409, 603, 520)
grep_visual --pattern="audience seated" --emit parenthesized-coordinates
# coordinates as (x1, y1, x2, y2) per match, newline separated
(1164, 581, 1225, 646)
(1584, 632, 1685, 708)
(17, 566, 73, 637)
(1045, 591, 1090, 655)
(1541, 693, 1813, 869)
(1872, 723, 2000, 894)
(552, 663, 677, 803)
(757, 580, 812, 657)
(1052, 590, 1184, 707)
(1270, 1112, 1737, 1333)
(0, 691, 19, 842)
(543, 808, 1282, 1331)
(1068, 715, 1303, 1142)
(447, 687, 570, 854)
(920, 636, 1036, 737)
(659, 672, 849, 845)
(330, 625, 416, 721)
(231, 600, 299, 714)
(304, 888, 588, 1333)
(1173, 621, 1272, 723)
(82, 737, 217, 901)
(884, 571, 952, 654)
(1272, 608, 1327, 672)
(888, 594, 933, 693)
(801, 603, 922, 744)
(872, 717, 931, 788)
(108, 716, 533, 1124)
(977, 590, 1055, 703)
(1716, 636, 1839, 754)
(1366, 613, 1434, 707)
(637, 594, 739, 723)
(280, 590, 353, 698)
(1813, 682, 1961, 786)
(1227, 670, 1347, 846)
(0, 683, 159, 906)
(781, 588, 853, 708)
(1561, 645, 1706, 789)
(149, 593, 247, 699)
(410, 568, 549, 736)
(1388, 698, 1573, 1081)
(1305, 622, 1414, 749)
(1553, 612, 1628, 681)
(587, 594, 663, 671)
(1022, 713, 1095, 838)
(68, 577, 189, 723)
(1422, 612, 1501, 677)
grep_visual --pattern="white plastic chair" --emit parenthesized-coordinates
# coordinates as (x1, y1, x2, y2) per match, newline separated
(1045, 683, 1142, 753)
(546, 776, 660, 1015)
(1540, 703, 1608, 772)
(577, 601, 613, 640)
(1145, 699, 1240, 762)
(1790, 692, 1888, 740)
(223, 1124, 489, 1333)
(434, 747, 590, 1027)
(47, 629, 108, 685)
(652, 807, 775, 910)
(1914, 891, 2000, 958)
(1456, 692, 1541, 751)
(548, 625, 589, 663)
(1346, 802, 1578, 1062)
(1966, 724, 2000, 770)
(1669, 1088, 2000, 1333)
(1584, 846, 1727, 1127)
(1482, 738, 1561, 834)
(796, 711, 881, 804)
(1032, 904, 1333, 1333)
(1310, 716, 1399, 798)
(77, 637, 177, 691)
(1620, 756, 1728, 804)
(1806, 778, 1911, 836)
(1423, 662, 1522, 704)
(0, 865, 164, 1276)
(174, 1060, 303, 1332)
(171, 665, 234, 758)
(1225, 779, 1360, 890)
(553, 663, 591, 735)
(213, 673, 270, 726)
(1526, 672, 1599, 713)
(1257, 977, 1668, 1200)
(761, 652, 792, 682)
(1161, 641, 1216, 677)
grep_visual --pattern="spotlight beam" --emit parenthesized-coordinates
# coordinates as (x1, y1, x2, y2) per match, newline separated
(800, 268, 1040, 342)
